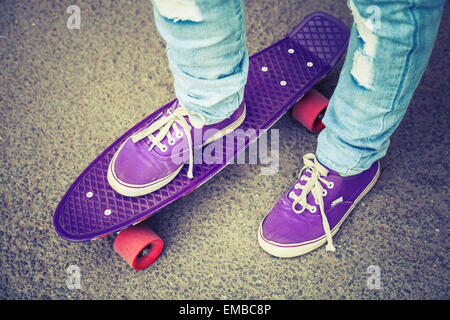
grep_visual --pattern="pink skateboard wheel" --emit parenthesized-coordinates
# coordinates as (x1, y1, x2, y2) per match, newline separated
(292, 89, 329, 133)
(113, 223, 164, 270)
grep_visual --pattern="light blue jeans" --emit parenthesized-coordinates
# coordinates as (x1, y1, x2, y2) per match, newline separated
(151, 0, 445, 175)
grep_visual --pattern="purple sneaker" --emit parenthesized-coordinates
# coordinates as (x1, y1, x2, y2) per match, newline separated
(107, 100, 246, 196)
(258, 153, 380, 257)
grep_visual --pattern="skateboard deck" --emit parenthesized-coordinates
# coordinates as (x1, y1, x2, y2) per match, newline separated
(54, 12, 349, 268)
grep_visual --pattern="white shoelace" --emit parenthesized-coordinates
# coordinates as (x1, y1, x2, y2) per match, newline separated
(289, 153, 336, 252)
(131, 105, 205, 179)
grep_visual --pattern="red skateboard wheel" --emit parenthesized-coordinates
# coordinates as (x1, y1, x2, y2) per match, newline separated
(113, 223, 164, 270)
(291, 89, 329, 133)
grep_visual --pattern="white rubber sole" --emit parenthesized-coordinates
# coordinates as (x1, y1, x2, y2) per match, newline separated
(258, 162, 380, 258)
(108, 104, 246, 197)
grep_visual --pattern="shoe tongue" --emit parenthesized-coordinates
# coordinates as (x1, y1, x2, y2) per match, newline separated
(315, 159, 341, 177)
(169, 100, 179, 112)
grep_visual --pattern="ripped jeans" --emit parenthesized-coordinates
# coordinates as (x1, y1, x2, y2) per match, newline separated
(150, 0, 445, 175)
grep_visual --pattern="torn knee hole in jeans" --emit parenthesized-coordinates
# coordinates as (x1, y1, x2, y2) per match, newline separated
(154, 0, 203, 22)
(348, 0, 379, 89)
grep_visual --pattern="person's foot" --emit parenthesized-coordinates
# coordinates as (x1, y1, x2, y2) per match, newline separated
(108, 100, 246, 196)
(258, 153, 380, 257)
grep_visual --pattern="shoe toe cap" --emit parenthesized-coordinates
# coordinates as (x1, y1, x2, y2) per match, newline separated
(111, 138, 173, 186)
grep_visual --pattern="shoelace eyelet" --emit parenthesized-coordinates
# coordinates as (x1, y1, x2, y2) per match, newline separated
(176, 131, 183, 139)
(310, 206, 317, 213)
(322, 189, 327, 196)
(328, 182, 334, 189)
(168, 138, 175, 146)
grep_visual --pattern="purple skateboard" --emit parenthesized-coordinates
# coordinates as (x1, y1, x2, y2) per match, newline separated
(54, 12, 350, 270)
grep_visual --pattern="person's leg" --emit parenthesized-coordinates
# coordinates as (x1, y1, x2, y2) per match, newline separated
(258, 0, 445, 257)
(317, 0, 445, 175)
(151, 0, 249, 125)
